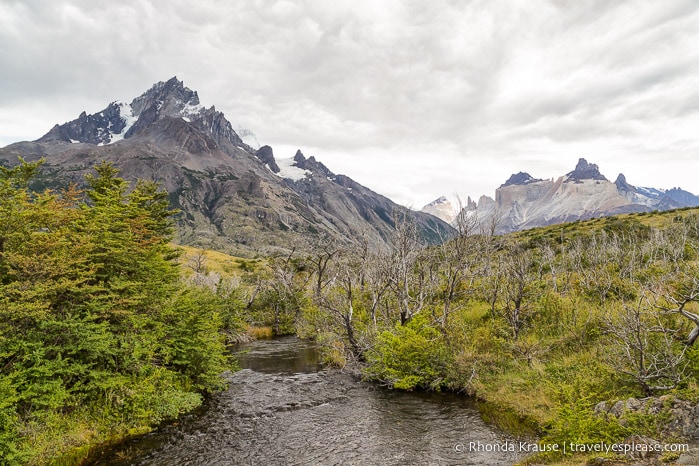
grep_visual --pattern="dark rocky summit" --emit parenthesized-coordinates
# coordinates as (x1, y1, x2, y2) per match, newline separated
(455, 158, 699, 235)
(565, 158, 607, 182)
(614, 173, 634, 192)
(38, 102, 126, 145)
(255, 146, 280, 173)
(501, 172, 542, 187)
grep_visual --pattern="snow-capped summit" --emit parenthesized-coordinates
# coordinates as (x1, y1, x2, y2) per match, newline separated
(253, 146, 310, 181)
(4, 77, 454, 255)
(564, 158, 607, 183)
(421, 196, 457, 224)
(37, 77, 247, 149)
(501, 172, 543, 188)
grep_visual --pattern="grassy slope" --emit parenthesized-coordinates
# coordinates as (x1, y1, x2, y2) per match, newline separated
(463, 208, 699, 464)
(175, 244, 262, 275)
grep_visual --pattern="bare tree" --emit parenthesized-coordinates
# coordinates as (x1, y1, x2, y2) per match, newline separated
(308, 235, 342, 298)
(539, 240, 559, 293)
(387, 211, 430, 325)
(511, 336, 549, 368)
(432, 198, 480, 331)
(186, 248, 208, 274)
(605, 293, 688, 395)
(264, 248, 311, 333)
(654, 268, 699, 346)
(649, 227, 699, 345)
(496, 242, 538, 340)
(362, 247, 392, 329)
(317, 246, 366, 359)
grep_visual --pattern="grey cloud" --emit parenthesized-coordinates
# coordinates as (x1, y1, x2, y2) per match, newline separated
(1, 0, 698, 201)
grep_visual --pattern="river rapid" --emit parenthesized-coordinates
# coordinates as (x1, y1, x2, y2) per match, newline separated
(86, 337, 524, 465)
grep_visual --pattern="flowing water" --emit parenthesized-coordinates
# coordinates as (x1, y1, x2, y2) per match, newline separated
(86, 337, 524, 465)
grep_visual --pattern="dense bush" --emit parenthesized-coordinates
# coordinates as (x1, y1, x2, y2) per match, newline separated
(0, 160, 235, 464)
(365, 314, 450, 390)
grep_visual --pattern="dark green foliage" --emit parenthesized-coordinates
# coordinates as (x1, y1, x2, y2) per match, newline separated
(0, 160, 236, 463)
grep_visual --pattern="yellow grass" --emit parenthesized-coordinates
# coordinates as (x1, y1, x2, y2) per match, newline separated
(246, 325, 274, 339)
(174, 244, 263, 277)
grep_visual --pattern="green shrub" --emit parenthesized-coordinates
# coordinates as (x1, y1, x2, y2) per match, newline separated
(365, 315, 450, 390)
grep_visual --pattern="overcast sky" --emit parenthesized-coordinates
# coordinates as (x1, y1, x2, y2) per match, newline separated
(1, 0, 698, 207)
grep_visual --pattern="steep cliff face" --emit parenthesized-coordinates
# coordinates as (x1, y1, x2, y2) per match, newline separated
(465, 158, 697, 234)
(0, 78, 453, 256)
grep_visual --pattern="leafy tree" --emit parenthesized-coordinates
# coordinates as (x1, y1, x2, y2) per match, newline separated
(0, 160, 235, 463)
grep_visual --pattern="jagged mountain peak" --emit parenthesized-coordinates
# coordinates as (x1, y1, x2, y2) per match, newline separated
(565, 158, 607, 182)
(291, 150, 333, 179)
(614, 173, 635, 192)
(38, 100, 132, 146)
(664, 187, 699, 208)
(469, 157, 699, 235)
(128, 76, 201, 121)
(37, 77, 247, 149)
(426, 196, 449, 206)
(501, 172, 542, 188)
(250, 146, 336, 183)
(255, 145, 279, 173)
(2, 78, 455, 256)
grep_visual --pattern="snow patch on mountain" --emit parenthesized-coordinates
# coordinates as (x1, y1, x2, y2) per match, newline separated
(637, 186, 666, 197)
(107, 102, 138, 144)
(181, 102, 204, 119)
(421, 196, 457, 224)
(276, 157, 311, 181)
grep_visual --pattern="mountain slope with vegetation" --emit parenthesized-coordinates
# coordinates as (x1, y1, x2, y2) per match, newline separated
(5, 155, 699, 464)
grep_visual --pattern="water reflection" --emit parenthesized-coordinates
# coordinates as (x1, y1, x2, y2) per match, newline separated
(234, 335, 323, 374)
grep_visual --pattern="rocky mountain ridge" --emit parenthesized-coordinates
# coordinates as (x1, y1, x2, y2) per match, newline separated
(1, 77, 453, 255)
(423, 158, 699, 233)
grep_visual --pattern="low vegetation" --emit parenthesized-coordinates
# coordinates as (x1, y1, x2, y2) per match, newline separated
(236, 208, 699, 463)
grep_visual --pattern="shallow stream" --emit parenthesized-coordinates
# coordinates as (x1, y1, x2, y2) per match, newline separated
(86, 337, 523, 465)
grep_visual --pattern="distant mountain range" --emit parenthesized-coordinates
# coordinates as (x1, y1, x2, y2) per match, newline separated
(0, 77, 452, 256)
(422, 158, 699, 233)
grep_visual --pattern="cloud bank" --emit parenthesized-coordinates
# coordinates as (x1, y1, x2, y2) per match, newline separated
(1, 0, 698, 206)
